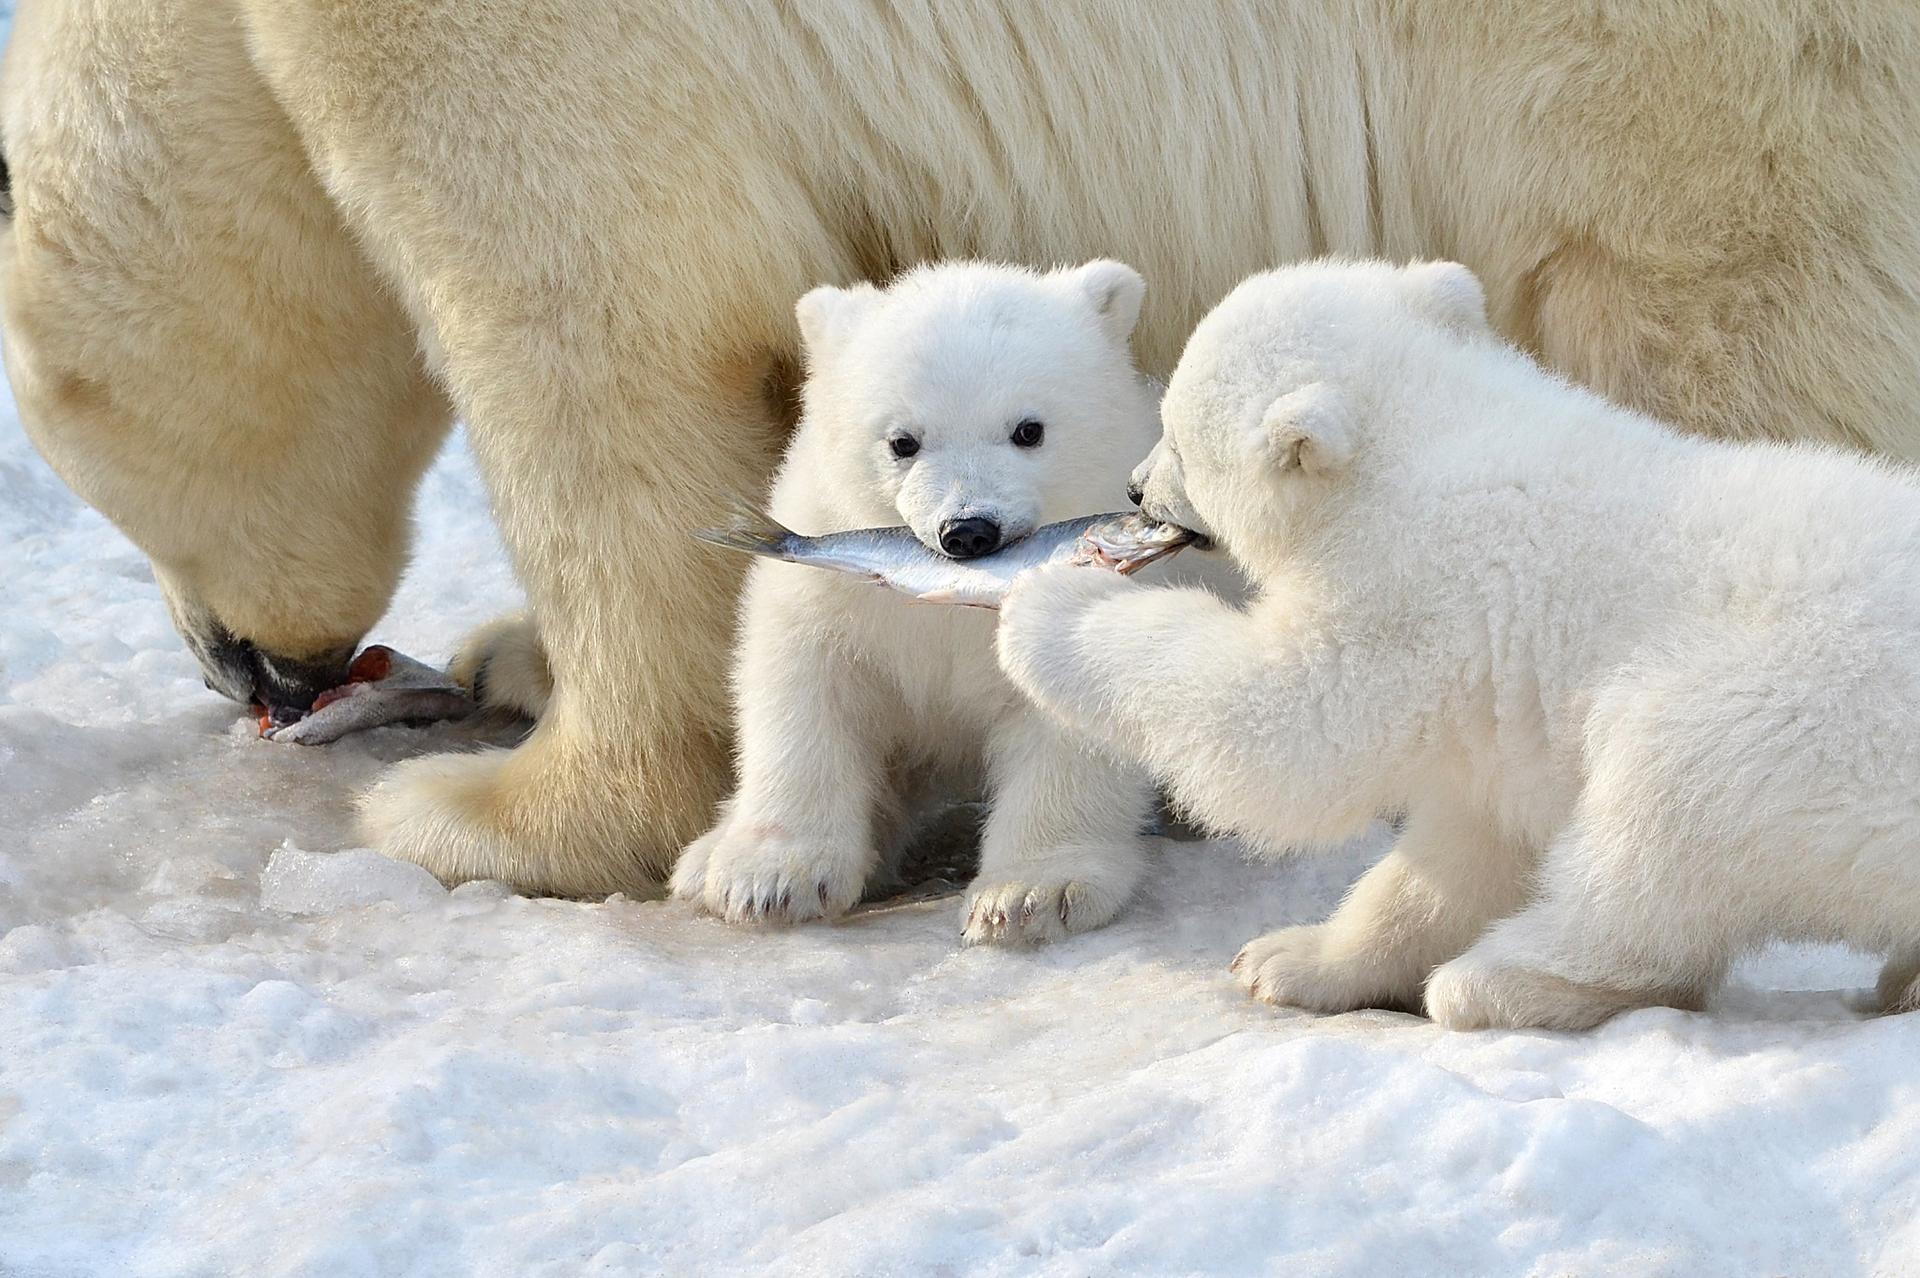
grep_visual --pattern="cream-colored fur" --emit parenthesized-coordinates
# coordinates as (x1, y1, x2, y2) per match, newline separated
(5, 1, 1920, 893)
(446, 613, 552, 723)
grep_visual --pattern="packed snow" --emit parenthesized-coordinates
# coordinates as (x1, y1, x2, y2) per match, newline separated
(7, 386, 1919, 1277)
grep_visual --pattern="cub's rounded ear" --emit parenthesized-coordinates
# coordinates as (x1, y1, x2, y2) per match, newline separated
(795, 282, 883, 359)
(1061, 259, 1147, 341)
(1256, 382, 1354, 476)
(1402, 260, 1489, 336)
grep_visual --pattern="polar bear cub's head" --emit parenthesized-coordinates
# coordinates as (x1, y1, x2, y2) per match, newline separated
(793, 260, 1159, 557)
(1136, 259, 1490, 567)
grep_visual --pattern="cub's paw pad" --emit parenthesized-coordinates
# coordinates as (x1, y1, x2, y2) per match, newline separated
(960, 879, 1123, 946)
(683, 822, 868, 925)
(1231, 925, 1404, 1014)
(1425, 956, 1651, 1032)
(1421, 959, 1505, 1030)
(668, 823, 722, 904)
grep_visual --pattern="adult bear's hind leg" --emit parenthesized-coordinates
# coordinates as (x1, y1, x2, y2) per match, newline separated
(448, 612, 553, 723)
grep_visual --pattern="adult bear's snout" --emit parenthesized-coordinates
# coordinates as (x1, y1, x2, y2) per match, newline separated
(194, 626, 355, 722)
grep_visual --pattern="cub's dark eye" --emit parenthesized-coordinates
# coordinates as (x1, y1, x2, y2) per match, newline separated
(889, 435, 920, 459)
(1011, 418, 1045, 448)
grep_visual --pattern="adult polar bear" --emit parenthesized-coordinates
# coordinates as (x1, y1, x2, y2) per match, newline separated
(3, 1, 1919, 896)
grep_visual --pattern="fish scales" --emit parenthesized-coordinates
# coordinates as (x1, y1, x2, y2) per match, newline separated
(696, 510, 1195, 609)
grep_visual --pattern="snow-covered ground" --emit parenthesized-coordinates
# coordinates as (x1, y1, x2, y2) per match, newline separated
(7, 395, 1920, 1277)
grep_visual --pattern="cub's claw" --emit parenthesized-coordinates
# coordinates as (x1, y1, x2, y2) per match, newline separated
(960, 878, 1122, 947)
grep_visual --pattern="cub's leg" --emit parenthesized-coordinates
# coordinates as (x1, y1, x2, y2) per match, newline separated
(1234, 806, 1533, 1014)
(1424, 817, 1729, 1032)
(670, 576, 888, 923)
(1424, 679, 1740, 1031)
(962, 709, 1153, 945)
(1428, 626, 1920, 1030)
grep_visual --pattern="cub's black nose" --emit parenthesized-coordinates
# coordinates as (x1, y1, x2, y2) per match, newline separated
(1126, 481, 1144, 506)
(938, 516, 1003, 559)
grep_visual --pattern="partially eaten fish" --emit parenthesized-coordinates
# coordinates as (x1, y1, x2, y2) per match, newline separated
(695, 510, 1196, 609)
(257, 645, 473, 745)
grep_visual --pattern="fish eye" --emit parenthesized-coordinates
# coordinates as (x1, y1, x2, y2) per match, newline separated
(1011, 418, 1045, 448)
(889, 434, 920, 460)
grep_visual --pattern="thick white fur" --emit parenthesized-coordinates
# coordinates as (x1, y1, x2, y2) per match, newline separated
(672, 261, 1181, 941)
(1000, 259, 1920, 1030)
(6, 1, 1920, 894)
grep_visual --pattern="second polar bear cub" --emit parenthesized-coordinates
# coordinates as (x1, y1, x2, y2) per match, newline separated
(998, 258, 1920, 1029)
(673, 260, 1174, 941)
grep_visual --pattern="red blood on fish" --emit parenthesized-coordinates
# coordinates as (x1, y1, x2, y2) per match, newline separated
(347, 646, 395, 683)
(310, 685, 355, 712)
(253, 702, 273, 737)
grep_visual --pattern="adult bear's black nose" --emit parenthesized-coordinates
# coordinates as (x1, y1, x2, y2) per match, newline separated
(1126, 481, 1144, 506)
(195, 625, 354, 722)
(938, 516, 1002, 559)
(248, 643, 356, 722)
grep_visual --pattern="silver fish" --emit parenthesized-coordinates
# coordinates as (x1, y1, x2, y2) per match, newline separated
(696, 510, 1196, 608)
(261, 645, 473, 745)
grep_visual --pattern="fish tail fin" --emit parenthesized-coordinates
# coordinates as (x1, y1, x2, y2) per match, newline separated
(693, 504, 797, 558)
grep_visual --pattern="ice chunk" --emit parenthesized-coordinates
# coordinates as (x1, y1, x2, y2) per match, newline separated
(258, 843, 448, 915)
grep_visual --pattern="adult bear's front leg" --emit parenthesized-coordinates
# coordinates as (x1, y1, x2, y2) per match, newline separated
(356, 342, 796, 895)
(239, 2, 830, 894)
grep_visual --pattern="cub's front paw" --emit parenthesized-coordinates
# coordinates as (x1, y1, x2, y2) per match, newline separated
(670, 815, 870, 924)
(960, 876, 1128, 946)
(1231, 924, 1417, 1014)
(996, 564, 1135, 698)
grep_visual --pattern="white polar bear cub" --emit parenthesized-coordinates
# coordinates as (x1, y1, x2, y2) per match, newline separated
(673, 260, 1173, 942)
(998, 258, 1920, 1030)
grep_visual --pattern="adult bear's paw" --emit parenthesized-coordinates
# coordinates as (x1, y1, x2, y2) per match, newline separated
(670, 813, 870, 924)
(1876, 949, 1920, 1015)
(449, 611, 552, 721)
(358, 746, 656, 898)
